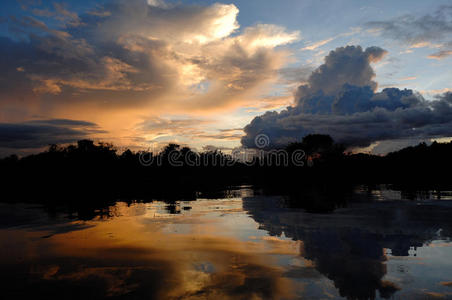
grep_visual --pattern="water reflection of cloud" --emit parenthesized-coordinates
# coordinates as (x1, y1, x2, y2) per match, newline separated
(1, 207, 300, 299)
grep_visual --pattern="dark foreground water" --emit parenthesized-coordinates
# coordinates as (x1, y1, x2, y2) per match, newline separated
(1, 186, 452, 300)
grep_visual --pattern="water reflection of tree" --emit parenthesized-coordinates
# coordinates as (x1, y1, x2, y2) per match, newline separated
(243, 194, 452, 300)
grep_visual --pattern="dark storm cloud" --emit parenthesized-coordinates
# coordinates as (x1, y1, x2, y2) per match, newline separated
(296, 46, 387, 99)
(366, 5, 452, 59)
(0, 119, 105, 149)
(241, 46, 452, 149)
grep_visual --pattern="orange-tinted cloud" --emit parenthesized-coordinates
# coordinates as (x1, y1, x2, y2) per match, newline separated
(0, 0, 300, 152)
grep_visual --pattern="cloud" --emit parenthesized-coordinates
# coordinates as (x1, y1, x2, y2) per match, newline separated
(278, 65, 313, 84)
(241, 45, 452, 149)
(399, 76, 416, 81)
(440, 282, 452, 287)
(243, 95, 294, 113)
(300, 27, 363, 52)
(369, 138, 430, 155)
(136, 117, 244, 147)
(301, 38, 334, 51)
(196, 132, 243, 141)
(428, 50, 452, 60)
(0, 0, 301, 151)
(197, 128, 244, 141)
(0, 0, 298, 112)
(421, 88, 452, 95)
(0, 119, 105, 150)
(146, 0, 168, 8)
(52, 2, 83, 27)
(136, 117, 211, 140)
(366, 5, 452, 59)
(202, 145, 235, 152)
(295, 45, 387, 99)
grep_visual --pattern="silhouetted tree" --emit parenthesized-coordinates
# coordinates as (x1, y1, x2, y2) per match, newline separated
(2, 137, 452, 204)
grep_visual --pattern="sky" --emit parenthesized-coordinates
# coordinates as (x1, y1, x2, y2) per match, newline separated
(0, 0, 451, 156)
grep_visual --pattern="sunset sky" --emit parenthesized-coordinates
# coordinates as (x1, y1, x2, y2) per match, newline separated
(1, 0, 452, 155)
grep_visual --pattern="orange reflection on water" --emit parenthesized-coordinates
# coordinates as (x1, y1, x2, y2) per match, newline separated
(0, 200, 303, 299)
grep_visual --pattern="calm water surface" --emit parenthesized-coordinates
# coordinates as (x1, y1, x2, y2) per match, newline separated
(1, 186, 452, 299)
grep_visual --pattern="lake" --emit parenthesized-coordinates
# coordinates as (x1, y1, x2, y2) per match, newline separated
(1, 186, 452, 299)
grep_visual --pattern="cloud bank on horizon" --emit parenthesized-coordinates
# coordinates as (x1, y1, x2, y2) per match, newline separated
(0, 119, 104, 150)
(241, 45, 452, 150)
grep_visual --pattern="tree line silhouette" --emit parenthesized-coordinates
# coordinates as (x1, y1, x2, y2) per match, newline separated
(1, 135, 452, 204)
